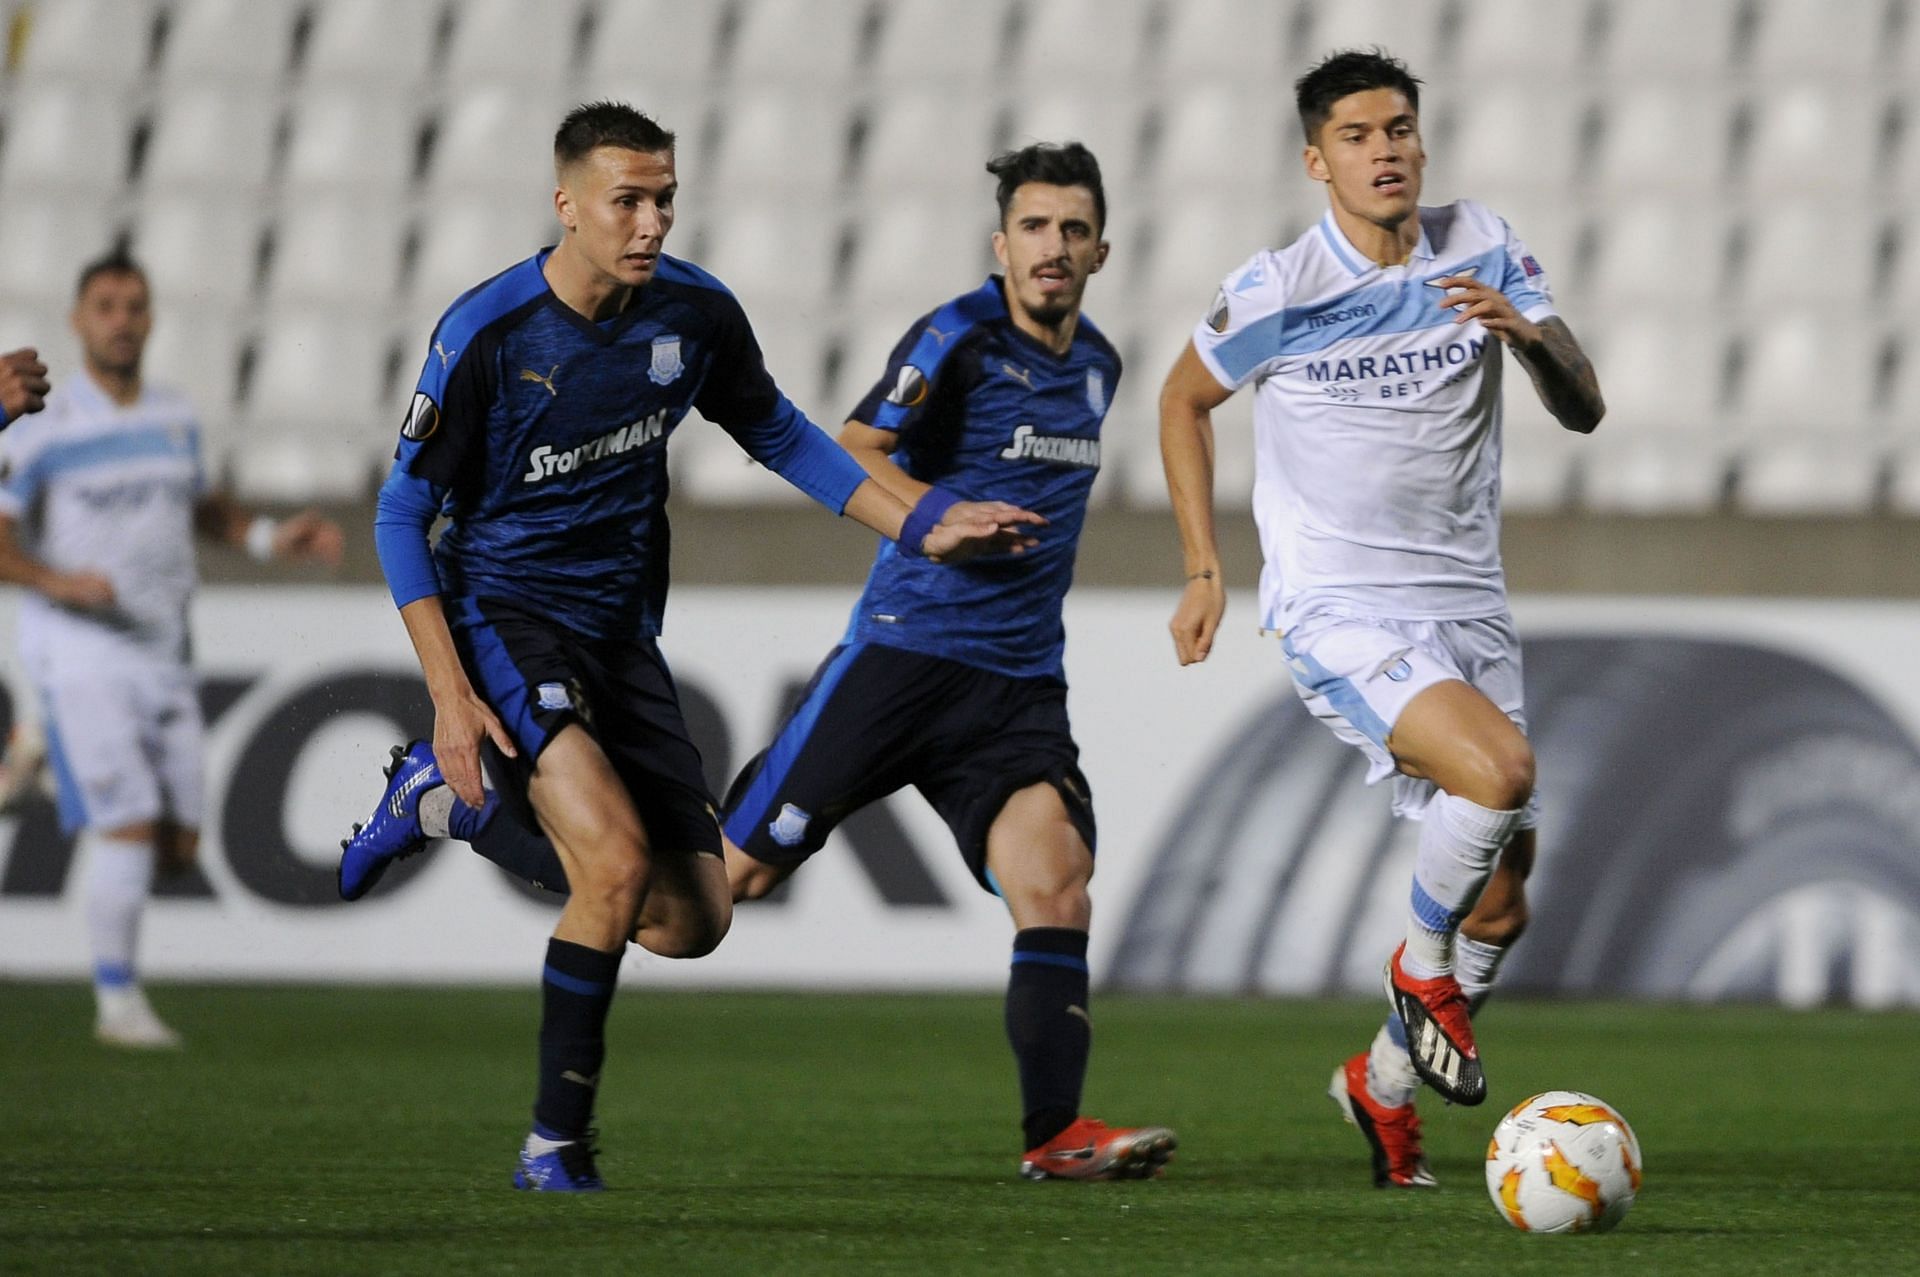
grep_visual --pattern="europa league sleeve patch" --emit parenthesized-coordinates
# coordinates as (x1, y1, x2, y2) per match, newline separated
(1207, 290, 1231, 333)
(401, 391, 440, 442)
(885, 364, 929, 408)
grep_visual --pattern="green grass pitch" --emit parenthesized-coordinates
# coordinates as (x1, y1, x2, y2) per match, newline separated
(1, 985, 1914, 1275)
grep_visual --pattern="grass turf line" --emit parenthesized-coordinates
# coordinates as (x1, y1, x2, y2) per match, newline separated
(0, 986, 1914, 1276)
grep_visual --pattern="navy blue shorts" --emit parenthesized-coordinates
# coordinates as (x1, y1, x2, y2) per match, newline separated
(720, 642, 1095, 893)
(446, 595, 721, 855)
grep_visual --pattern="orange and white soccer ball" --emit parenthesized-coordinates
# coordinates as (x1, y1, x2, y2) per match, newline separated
(1484, 1091, 1642, 1234)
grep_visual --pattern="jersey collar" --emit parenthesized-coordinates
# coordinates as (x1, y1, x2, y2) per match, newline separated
(1318, 209, 1435, 278)
(536, 247, 653, 346)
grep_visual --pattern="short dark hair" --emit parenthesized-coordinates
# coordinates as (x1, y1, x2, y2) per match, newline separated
(1294, 48, 1423, 143)
(554, 100, 675, 169)
(75, 246, 147, 299)
(985, 141, 1106, 234)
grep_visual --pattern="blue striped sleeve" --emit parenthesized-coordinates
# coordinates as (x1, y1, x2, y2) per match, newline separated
(373, 463, 446, 608)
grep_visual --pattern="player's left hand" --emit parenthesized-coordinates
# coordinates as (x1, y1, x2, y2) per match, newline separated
(922, 500, 1046, 563)
(274, 510, 346, 567)
(1432, 274, 1541, 350)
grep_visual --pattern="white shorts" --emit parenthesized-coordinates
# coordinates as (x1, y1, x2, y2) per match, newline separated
(1279, 610, 1539, 824)
(38, 658, 204, 835)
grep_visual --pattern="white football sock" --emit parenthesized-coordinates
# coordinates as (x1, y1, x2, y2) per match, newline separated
(1365, 1016, 1422, 1109)
(1402, 794, 1521, 979)
(1456, 933, 1510, 1009)
(85, 834, 155, 997)
(418, 786, 455, 839)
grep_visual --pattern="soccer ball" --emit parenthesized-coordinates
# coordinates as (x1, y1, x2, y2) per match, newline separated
(1484, 1091, 1642, 1234)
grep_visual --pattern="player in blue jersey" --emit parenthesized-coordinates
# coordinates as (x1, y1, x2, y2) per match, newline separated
(720, 142, 1176, 1182)
(339, 103, 1041, 1193)
(347, 140, 1177, 1184)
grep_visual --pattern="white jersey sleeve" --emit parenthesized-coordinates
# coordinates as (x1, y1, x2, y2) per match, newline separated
(1475, 202, 1557, 323)
(1190, 250, 1293, 392)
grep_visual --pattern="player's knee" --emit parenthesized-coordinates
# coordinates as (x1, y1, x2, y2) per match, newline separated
(639, 907, 730, 960)
(997, 857, 1093, 929)
(572, 850, 650, 917)
(1471, 744, 1535, 812)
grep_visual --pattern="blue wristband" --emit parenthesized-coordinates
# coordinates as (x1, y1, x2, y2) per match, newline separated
(897, 487, 963, 559)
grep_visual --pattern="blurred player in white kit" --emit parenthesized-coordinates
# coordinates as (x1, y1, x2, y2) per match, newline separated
(0, 250, 344, 1048)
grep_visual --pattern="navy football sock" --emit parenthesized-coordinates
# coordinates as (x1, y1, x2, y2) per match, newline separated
(532, 939, 623, 1140)
(446, 789, 498, 840)
(1006, 927, 1091, 1150)
(472, 814, 570, 894)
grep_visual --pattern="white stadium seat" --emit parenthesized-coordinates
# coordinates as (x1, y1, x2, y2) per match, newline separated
(9, 0, 154, 83)
(240, 312, 397, 499)
(268, 198, 409, 310)
(301, 0, 440, 87)
(1588, 85, 1739, 198)
(408, 205, 554, 321)
(857, 88, 1005, 196)
(1301, 0, 1443, 74)
(1501, 372, 1586, 514)
(1159, 0, 1294, 82)
(701, 205, 842, 314)
(1733, 319, 1887, 514)
(844, 197, 998, 310)
(159, 0, 302, 83)
(283, 90, 421, 195)
(1153, 86, 1290, 199)
(141, 306, 244, 473)
(0, 197, 118, 304)
(131, 195, 265, 308)
(442, 0, 585, 84)
(1138, 203, 1302, 314)
(0, 84, 136, 197)
(144, 85, 281, 190)
(584, 1, 731, 85)
(1007, 0, 1155, 83)
(1602, 0, 1741, 77)
(1449, 0, 1593, 74)
(1747, 0, 1892, 77)
(1000, 89, 1146, 185)
(871, 0, 1011, 82)
(730, 0, 873, 83)
(1733, 204, 1885, 308)
(1582, 199, 1730, 310)
(1741, 85, 1882, 198)
(428, 86, 579, 196)
(1579, 320, 1730, 512)
(704, 92, 859, 202)
(1426, 88, 1588, 203)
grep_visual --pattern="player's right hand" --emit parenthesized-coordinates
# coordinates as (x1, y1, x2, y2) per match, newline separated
(44, 570, 115, 610)
(922, 500, 1046, 563)
(433, 687, 518, 807)
(1169, 572, 1226, 665)
(0, 348, 51, 424)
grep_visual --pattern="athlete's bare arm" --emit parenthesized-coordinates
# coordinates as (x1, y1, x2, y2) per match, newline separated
(1433, 275, 1603, 433)
(396, 595, 518, 807)
(0, 514, 114, 608)
(1160, 340, 1235, 666)
(192, 491, 346, 565)
(838, 420, 1049, 560)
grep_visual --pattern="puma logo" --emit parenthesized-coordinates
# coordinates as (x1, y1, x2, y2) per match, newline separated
(433, 339, 457, 367)
(520, 364, 560, 396)
(925, 323, 954, 345)
(561, 1069, 599, 1088)
(1000, 362, 1035, 390)
(1066, 1005, 1092, 1026)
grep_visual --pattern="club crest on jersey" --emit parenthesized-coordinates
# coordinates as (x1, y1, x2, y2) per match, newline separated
(1207, 290, 1231, 333)
(400, 391, 439, 442)
(1000, 424, 1100, 470)
(887, 365, 929, 407)
(648, 334, 684, 386)
(536, 682, 571, 711)
(769, 803, 812, 848)
(1085, 369, 1107, 417)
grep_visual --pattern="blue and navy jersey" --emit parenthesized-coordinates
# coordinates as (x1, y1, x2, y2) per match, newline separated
(845, 276, 1119, 681)
(396, 249, 835, 640)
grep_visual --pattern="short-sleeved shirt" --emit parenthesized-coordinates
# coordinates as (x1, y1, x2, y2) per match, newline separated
(844, 277, 1121, 681)
(1190, 201, 1557, 630)
(0, 373, 206, 671)
(398, 249, 830, 640)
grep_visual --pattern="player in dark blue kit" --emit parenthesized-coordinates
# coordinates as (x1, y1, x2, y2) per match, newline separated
(719, 142, 1176, 1182)
(339, 103, 1041, 1193)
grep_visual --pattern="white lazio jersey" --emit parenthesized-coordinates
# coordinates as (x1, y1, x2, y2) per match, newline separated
(1191, 200, 1556, 630)
(0, 373, 206, 671)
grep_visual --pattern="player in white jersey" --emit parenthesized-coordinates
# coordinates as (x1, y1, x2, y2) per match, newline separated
(0, 251, 344, 1048)
(1159, 50, 1604, 1186)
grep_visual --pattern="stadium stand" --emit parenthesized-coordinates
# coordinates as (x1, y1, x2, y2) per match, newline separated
(0, 0, 1909, 518)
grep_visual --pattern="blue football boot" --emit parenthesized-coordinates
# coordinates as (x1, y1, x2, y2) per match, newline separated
(512, 1133, 605, 1192)
(337, 741, 441, 901)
